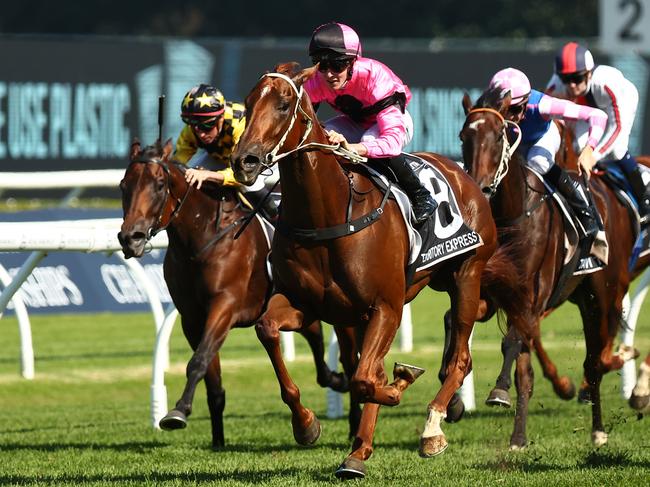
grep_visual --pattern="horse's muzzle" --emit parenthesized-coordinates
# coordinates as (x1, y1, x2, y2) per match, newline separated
(117, 229, 147, 258)
(233, 153, 263, 186)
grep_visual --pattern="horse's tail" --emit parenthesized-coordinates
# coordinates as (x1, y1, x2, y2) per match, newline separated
(481, 239, 528, 318)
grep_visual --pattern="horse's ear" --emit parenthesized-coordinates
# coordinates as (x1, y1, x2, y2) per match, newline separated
(499, 92, 512, 115)
(130, 138, 141, 161)
(462, 93, 473, 115)
(162, 138, 173, 160)
(292, 65, 318, 88)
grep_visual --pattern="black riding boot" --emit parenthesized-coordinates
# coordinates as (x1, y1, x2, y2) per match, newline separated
(554, 168, 599, 239)
(386, 155, 437, 224)
(626, 166, 650, 222)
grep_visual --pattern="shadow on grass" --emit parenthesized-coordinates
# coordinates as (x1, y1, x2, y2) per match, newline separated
(0, 440, 167, 453)
(0, 466, 339, 486)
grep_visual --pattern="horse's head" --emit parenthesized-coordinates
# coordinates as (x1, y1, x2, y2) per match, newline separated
(117, 138, 175, 258)
(232, 62, 319, 186)
(460, 88, 521, 198)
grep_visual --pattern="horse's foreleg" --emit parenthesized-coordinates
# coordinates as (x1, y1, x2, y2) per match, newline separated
(486, 325, 522, 408)
(256, 293, 321, 446)
(420, 265, 482, 458)
(335, 402, 380, 480)
(204, 353, 226, 449)
(509, 344, 534, 449)
(299, 320, 348, 392)
(160, 308, 232, 433)
(352, 302, 419, 406)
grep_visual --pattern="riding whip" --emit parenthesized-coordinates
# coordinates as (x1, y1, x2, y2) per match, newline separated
(158, 94, 165, 142)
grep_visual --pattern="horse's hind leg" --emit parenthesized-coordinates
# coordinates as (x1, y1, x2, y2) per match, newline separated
(533, 333, 576, 400)
(299, 320, 349, 393)
(629, 353, 650, 413)
(510, 343, 534, 449)
(256, 293, 321, 446)
(204, 353, 226, 449)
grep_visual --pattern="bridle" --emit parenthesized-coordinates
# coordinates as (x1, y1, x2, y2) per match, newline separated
(465, 107, 522, 198)
(129, 156, 192, 239)
(261, 72, 367, 166)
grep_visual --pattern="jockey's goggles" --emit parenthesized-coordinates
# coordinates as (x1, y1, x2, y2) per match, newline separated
(508, 100, 527, 117)
(183, 116, 219, 131)
(313, 57, 352, 73)
(559, 71, 588, 85)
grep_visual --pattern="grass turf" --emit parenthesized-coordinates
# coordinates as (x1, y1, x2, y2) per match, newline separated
(0, 287, 649, 486)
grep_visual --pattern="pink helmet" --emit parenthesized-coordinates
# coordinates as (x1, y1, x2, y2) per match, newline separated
(488, 68, 531, 105)
(309, 22, 362, 59)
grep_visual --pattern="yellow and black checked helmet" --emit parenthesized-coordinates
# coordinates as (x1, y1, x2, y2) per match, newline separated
(180, 84, 226, 129)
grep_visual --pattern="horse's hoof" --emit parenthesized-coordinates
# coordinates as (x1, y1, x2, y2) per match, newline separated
(159, 410, 188, 430)
(629, 393, 650, 413)
(393, 362, 426, 383)
(327, 371, 350, 393)
(485, 388, 511, 408)
(445, 393, 465, 423)
(555, 377, 576, 400)
(577, 387, 592, 404)
(419, 434, 448, 458)
(592, 430, 608, 447)
(334, 456, 366, 479)
(293, 414, 321, 446)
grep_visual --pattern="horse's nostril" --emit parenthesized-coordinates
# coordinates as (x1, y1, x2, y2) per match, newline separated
(243, 154, 260, 170)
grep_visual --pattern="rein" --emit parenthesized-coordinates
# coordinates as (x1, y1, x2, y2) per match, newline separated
(466, 108, 522, 197)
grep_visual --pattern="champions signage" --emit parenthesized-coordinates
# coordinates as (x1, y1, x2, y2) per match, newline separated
(0, 209, 169, 315)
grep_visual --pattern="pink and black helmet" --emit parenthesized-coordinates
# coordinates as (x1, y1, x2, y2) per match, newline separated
(309, 22, 362, 60)
(555, 42, 594, 75)
(488, 67, 531, 105)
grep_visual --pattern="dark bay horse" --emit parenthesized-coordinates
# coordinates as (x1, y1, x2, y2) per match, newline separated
(118, 140, 358, 448)
(460, 88, 639, 449)
(231, 63, 502, 479)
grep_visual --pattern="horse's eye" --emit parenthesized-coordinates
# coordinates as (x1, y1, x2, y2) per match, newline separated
(156, 179, 165, 191)
(279, 101, 291, 112)
(119, 179, 126, 190)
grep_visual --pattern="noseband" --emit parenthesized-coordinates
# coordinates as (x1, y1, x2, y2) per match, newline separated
(465, 108, 522, 198)
(261, 72, 367, 165)
(130, 156, 192, 239)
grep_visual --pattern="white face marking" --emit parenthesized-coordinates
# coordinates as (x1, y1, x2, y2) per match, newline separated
(468, 119, 485, 131)
(260, 85, 271, 98)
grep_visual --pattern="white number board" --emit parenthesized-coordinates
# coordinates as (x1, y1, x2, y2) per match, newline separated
(600, 0, 650, 53)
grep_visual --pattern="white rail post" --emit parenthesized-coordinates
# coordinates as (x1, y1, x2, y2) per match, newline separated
(400, 303, 413, 352)
(281, 331, 296, 362)
(0, 264, 34, 379)
(326, 330, 344, 418)
(621, 267, 650, 398)
(151, 304, 179, 428)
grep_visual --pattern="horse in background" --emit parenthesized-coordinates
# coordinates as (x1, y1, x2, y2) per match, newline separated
(230, 62, 507, 478)
(118, 139, 359, 449)
(459, 87, 638, 449)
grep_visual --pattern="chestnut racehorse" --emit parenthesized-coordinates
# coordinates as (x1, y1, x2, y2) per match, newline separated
(118, 140, 359, 449)
(460, 87, 639, 449)
(231, 63, 503, 479)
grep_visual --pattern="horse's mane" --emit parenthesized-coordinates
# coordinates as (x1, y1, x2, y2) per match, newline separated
(474, 86, 508, 110)
(274, 62, 301, 77)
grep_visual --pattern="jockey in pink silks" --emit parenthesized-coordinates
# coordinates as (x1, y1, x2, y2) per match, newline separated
(489, 67, 608, 241)
(304, 22, 436, 224)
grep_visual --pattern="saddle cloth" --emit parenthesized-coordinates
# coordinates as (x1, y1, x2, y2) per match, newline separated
(363, 153, 484, 274)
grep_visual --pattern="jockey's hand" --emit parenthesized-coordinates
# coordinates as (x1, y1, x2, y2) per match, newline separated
(185, 168, 224, 189)
(326, 130, 349, 149)
(577, 146, 596, 179)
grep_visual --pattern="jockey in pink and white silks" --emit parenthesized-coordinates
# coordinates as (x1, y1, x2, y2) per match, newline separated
(489, 67, 608, 241)
(546, 42, 650, 221)
(304, 22, 436, 224)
